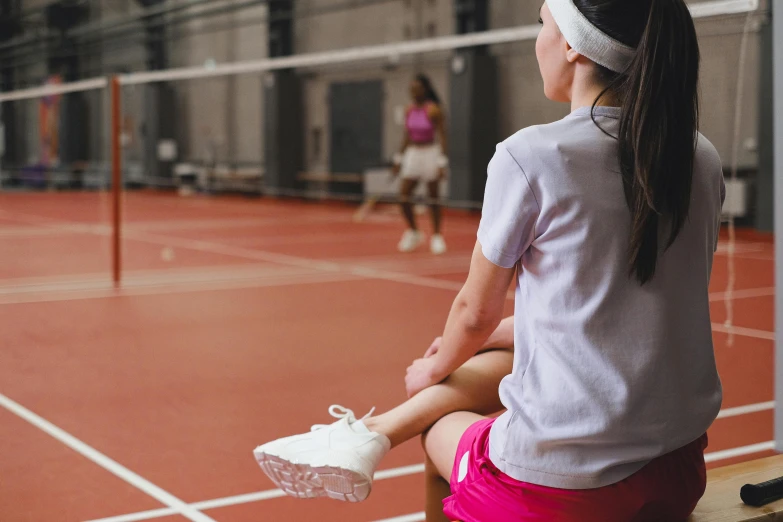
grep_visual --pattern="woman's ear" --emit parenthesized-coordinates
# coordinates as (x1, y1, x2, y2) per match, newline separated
(565, 40, 581, 64)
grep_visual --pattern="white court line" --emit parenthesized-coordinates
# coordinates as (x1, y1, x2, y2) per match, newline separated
(375, 463, 426, 479)
(0, 269, 771, 310)
(127, 214, 350, 232)
(711, 323, 775, 341)
(715, 242, 769, 255)
(0, 393, 215, 522)
(717, 401, 775, 419)
(709, 286, 775, 302)
(374, 513, 426, 522)
(0, 265, 313, 295)
(0, 252, 469, 291)
(0, 272, 362, 305)
(84, 508, 175, 522)
(0, 255, 471, 303)
(704, 441, 776, 463)
(85, 464, 427, 522)
(0, 215, 353, 239)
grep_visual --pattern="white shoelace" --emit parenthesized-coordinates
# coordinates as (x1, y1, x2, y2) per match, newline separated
(310, 404, 376, 432)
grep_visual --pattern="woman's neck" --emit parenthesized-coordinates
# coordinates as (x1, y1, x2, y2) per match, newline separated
(570, 69, 620, 111)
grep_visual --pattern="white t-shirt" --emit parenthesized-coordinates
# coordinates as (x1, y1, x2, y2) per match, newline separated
(479, 106, 724, 490)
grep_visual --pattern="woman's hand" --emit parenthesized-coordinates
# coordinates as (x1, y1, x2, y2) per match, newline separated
(391, 163, 401, 177)
(405, 357, 444, 398)
(423, 336, 442, 358)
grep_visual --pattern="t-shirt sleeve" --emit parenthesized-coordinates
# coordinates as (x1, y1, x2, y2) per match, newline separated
(477, 143, 540, 269)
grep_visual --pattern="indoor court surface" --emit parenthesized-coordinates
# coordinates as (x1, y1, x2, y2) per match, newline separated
(0, 191, 776, 522)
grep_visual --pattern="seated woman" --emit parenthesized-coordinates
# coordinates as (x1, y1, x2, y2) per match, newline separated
(253, 0, 725, 520)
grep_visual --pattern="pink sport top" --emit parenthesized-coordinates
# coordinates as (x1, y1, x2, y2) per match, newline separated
(406, 104, 436, 144)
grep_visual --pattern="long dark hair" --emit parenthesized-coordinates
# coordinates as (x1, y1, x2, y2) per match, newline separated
(574, 0, 700, 285)
(415, 74, 441, 105)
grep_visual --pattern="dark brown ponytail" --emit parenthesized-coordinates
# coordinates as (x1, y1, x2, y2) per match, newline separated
(574, 0, 701, 284)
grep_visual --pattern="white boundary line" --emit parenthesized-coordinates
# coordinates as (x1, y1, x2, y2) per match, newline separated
(373, 513, 426, 522)
(85, 464, 427, 522)
(0, 272, 363, 305)
(715, 242, 770, 255)
(711, 323, 776, 341)
(0, 215, 353, 238)
(83, 508, 175, 522)
(0, 257, 472, 297)
(709, 287, 775, 301)
(717, 401, 775, 419)
(704, 441, 776, 463)
(0, 393, 216, 522)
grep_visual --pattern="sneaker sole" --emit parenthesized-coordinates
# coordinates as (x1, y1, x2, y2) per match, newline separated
(255, 452, 371, 502)
(398, 240, 424, 253)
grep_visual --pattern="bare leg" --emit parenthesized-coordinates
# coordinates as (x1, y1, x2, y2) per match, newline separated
(363, 350, 512, 448)
(424, 411, 486, 480)
(400, 178, 419, 230)
(422, 412, 486, 522)
(427, 180, 442, 235)
(425, 453, 452, 522)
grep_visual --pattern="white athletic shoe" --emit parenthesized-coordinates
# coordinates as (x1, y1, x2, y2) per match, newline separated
(430, 234, 447, 255)
(398, 229, 424, 253)
(253, 405, 391, 502)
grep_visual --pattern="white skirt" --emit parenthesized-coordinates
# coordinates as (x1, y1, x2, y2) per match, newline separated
(400, 144, 442, 182)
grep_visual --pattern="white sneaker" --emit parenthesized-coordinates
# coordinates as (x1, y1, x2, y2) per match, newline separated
(398, 230, 423, 252)
(430, 234, 447, 255)
(253, 405, 391, 502)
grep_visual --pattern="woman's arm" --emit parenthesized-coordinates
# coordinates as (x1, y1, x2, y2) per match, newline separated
(482, 316, 514, 350)
(392, 108, 412, 176)
(406, 241, 516, 397)
(423, 316, 514, 358)
(397, 132, 411, 156)
(429, 104, 448, 181)
(429, 104, 448, 156)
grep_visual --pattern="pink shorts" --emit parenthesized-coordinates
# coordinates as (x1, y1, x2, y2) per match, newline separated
(443, 419, 708, 522)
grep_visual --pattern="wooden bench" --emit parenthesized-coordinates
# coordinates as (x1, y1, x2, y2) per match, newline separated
(690, 455, 783, 521)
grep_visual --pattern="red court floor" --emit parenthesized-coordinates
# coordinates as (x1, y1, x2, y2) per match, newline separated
(0, 191, 776, 522)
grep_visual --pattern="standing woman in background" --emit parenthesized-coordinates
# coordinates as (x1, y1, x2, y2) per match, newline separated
(393, 74, 449, 255)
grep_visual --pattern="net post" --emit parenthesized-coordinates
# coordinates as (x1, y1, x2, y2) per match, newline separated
(111, 75, 122, 288)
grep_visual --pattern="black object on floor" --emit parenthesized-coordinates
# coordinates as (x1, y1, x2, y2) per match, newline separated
(741, 476, 783, 507)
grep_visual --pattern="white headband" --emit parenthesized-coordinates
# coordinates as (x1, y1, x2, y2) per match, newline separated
(546, 0, 636, 73)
